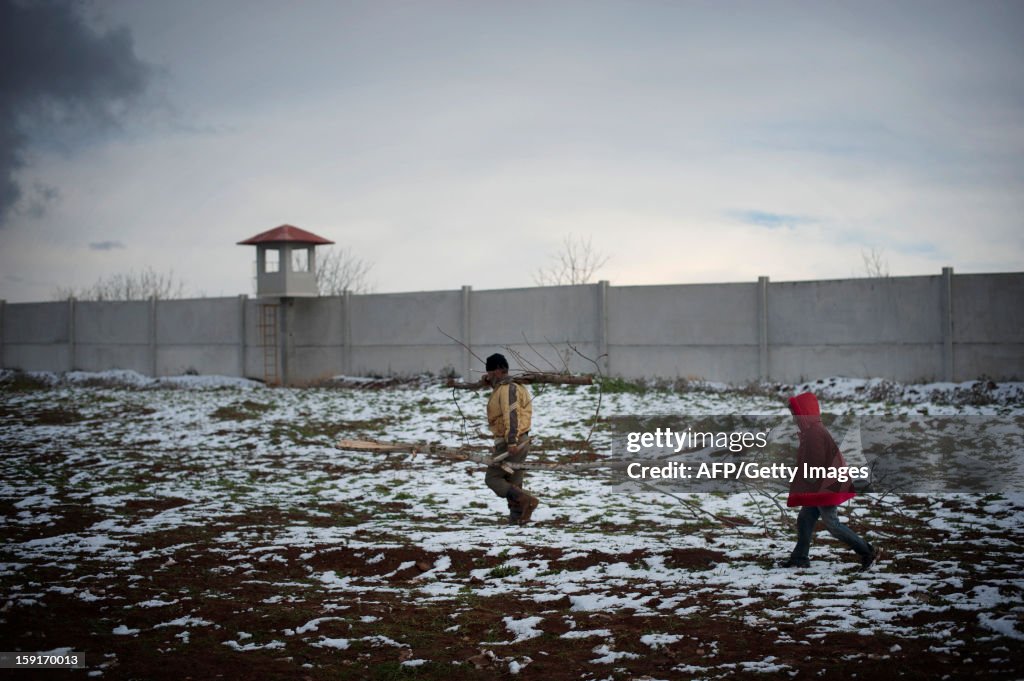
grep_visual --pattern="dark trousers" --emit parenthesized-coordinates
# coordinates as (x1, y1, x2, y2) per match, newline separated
(791, 505, 871, 561)
(485, 435, 530, 521)
(484, 434, 530, 498)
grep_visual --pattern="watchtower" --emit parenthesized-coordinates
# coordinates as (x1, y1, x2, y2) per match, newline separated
(237, 224, 334, 298)
(237, 224, 334, 386)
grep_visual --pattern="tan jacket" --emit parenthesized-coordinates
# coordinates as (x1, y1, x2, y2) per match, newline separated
(487, 379, 532, 443)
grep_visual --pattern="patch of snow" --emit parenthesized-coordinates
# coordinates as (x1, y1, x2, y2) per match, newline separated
(294, 617, 346, 634)
(561, 629, 611, 639)
(641, 633, 684, 649)
(501, 616, 544, 643)
(590, 644, 640, 664)
(223, 639, 286, 651)
(401, 659, 428, 667)
(979, 614, 1024, 641)
(134, 598, 178, 608)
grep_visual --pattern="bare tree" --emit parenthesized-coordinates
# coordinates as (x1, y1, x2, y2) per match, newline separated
(53, 267, 186, 300)
(315, 246, 374, 295)
(534, 234, 610, 286)
(861, 247, 890, 278)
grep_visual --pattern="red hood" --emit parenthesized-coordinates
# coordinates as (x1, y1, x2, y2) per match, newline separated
(789, 392, 821, 433)
(788, 392, 820, 416)
(785, 391, 856, 507)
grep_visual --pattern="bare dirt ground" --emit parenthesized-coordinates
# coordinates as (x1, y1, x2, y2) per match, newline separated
(2, 373, 1023, 679)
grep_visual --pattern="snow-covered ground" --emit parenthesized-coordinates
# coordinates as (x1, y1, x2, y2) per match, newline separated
(1, 369, 1023, 679)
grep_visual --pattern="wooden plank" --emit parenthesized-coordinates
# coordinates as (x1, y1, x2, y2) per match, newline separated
(336, 439, 415, 453)
(335, 437, 621, 472)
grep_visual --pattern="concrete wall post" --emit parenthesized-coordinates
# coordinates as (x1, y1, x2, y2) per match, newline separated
(238, 294, 247, 378)
(941, 266, 954, 382)
(149, 296, 157, 377)
(342, 290, 352, 376)
(67, 297, 77, 372)
(597, 280, 609, 376)
(461, 285, 472, 380)
(280, 298, 291, 385)
(758, 276, 769, 381)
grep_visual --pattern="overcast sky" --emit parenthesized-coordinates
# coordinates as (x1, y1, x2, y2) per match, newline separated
(1, 0, 1022, 302)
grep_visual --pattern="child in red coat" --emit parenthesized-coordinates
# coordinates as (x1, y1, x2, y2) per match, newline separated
(783, 392, 879, 570)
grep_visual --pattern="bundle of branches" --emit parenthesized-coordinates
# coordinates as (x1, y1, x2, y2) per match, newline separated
(337, 437, 610, 473)
(446, 372, 593, 390)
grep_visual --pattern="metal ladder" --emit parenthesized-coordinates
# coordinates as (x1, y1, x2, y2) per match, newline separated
(258, 304, 279, 385)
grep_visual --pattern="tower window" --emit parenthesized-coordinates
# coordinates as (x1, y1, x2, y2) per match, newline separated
(265, 248, 280, 273)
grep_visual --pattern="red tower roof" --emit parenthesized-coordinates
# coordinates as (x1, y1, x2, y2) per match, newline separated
(237, 224, 335, 245)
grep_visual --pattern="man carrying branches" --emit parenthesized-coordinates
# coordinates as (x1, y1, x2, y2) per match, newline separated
(483, 353, 540, 525)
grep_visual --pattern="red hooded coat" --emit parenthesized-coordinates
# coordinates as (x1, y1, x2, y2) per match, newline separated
(786, 392, 856, 507)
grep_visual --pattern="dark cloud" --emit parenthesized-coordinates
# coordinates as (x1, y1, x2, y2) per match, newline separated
(21, 182, 60, 219)
(89, 240, 124, 251)
(0, 0, 151, 226)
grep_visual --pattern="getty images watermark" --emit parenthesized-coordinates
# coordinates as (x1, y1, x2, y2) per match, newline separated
(608, 415, 1024, 494)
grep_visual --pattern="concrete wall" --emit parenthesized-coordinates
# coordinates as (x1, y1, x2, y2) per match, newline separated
(156, 298, 243, 376)
(2, 270, 1022, 384)
(76, 300, 151, 374)
(471, 286, 601, 377)
(951, 273, 1024, 381)
(767, 276, 947, 383)
(608, 283, 760, 384)
(2, 301, 71, 372)
(288, 296, 346, 382)
(349, 290, 464, 378)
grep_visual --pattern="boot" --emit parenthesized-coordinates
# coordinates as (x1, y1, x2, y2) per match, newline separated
(860, 544, 882, 571)
(507, 486, 539, 525)
(507, 497, 523, 525)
